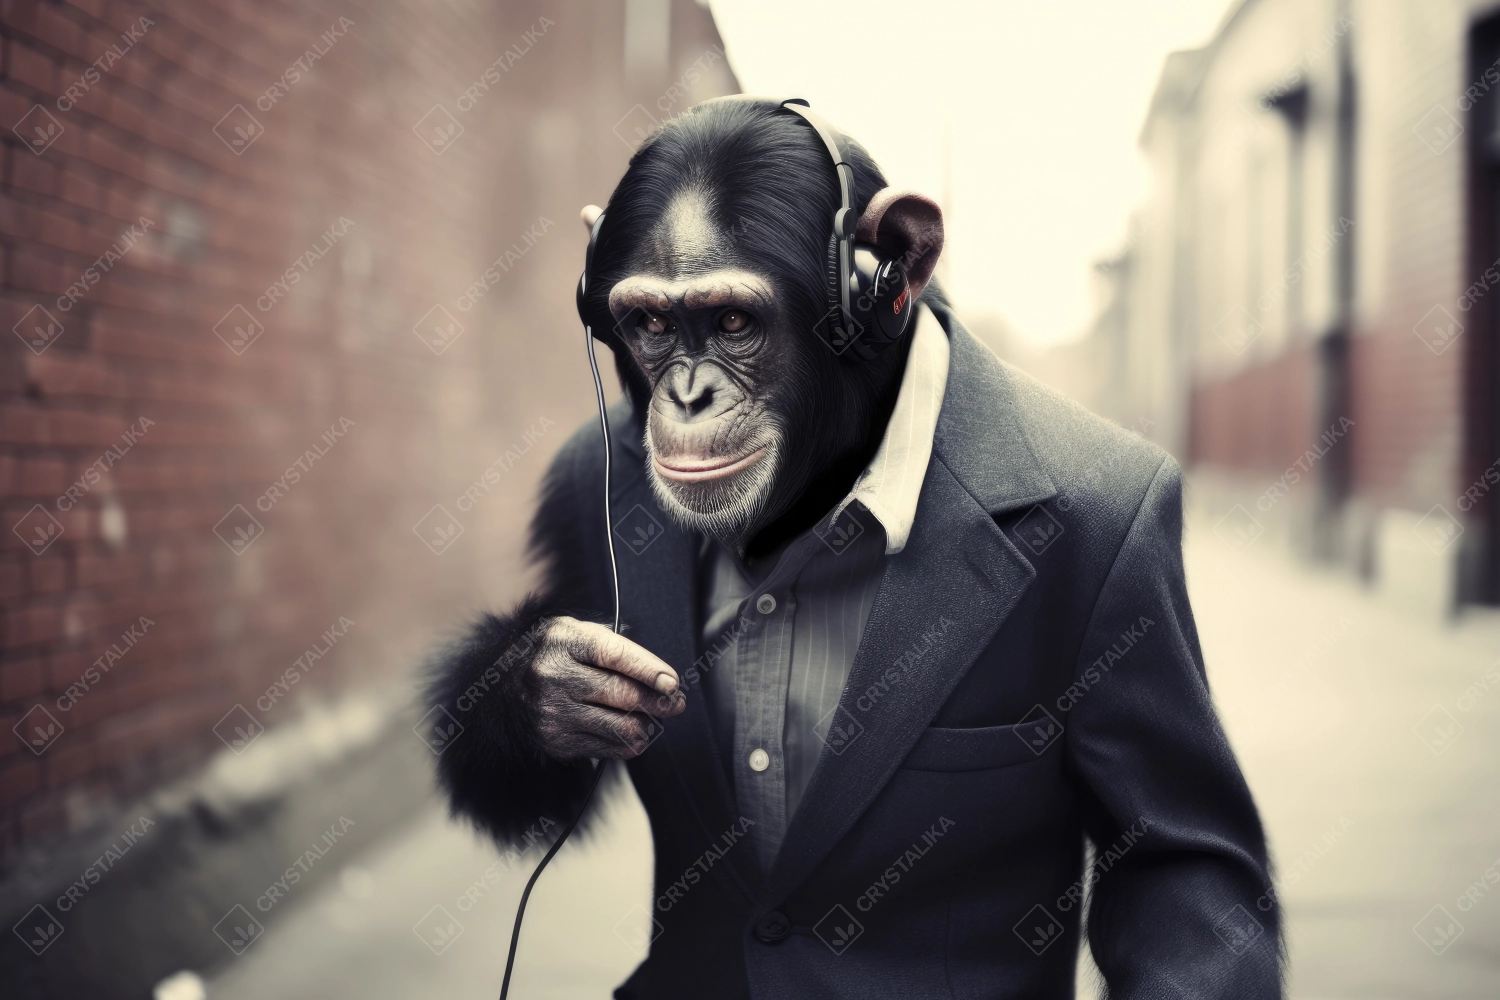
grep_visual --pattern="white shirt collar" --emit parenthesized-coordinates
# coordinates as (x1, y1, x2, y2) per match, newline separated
(832, 303, 950, 555)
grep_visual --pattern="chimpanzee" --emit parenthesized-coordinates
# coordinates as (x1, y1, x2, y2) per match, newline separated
(426, 96, 1281, 1000)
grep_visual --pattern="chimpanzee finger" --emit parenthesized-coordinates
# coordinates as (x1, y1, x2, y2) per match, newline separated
(577, 666, 687, 717)
(572, 703, 658, 757)
(557, 619, 680, 695)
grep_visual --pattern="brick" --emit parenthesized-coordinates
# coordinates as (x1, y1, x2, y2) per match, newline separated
(58, 166, 110, 214)
(0, 405, 129, 447)
(3, 604, 63, 649)
(14, 457, 69, 496)
(42, 730, 96, 783)
(0, 557, 23, 601)
(23, 352, 126, 398)
(28, 550, 69, 593)
(30, 6, 88, 61)
(0, 653, 48, 701)
(11, 152, 58, 197)
(6, 39, 57, 95)
(9, 251, 72, 296)
(0, 758, 40, 807)
(0, 83, 39, 130)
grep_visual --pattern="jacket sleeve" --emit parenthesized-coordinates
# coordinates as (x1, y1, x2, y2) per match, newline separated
(422, 428, 615, 848)
(1065, 456, 1283, 997)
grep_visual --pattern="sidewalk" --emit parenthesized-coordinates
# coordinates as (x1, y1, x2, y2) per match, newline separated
(201, 513, 1500, 999)
(203, 782, 656, 1000)
(1182, 512, 1500, 999)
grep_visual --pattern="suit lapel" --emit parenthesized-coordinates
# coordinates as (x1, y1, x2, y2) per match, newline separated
(764, 316, 1057, 904)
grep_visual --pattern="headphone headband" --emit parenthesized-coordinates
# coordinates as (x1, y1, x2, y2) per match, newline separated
(578, 97, 914, 360)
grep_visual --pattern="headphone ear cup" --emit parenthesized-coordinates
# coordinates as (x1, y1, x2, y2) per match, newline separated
(850, 245, 913, 350)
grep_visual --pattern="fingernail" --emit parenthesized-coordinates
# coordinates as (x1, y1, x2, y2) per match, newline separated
(654, 673, 678, 694)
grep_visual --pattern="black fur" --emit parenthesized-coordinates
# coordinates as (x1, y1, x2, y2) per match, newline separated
(423, 436, 615, 847)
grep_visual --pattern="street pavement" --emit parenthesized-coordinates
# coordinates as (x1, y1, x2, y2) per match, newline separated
(201, 510, 1500, 999)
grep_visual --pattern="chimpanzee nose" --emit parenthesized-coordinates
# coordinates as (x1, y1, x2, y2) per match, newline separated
(663, 363, 727, 422)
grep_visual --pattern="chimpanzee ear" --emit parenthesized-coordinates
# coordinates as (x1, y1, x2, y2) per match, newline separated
(579, 204, 603, 231)
(855, 189, 944, 298)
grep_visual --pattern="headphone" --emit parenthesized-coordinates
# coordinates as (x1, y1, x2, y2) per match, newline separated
(575, 97, 916, 360)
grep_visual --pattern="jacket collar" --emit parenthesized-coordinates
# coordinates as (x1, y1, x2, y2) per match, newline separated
(927, 299, 1057, 516)
(833, 303, 949, 554)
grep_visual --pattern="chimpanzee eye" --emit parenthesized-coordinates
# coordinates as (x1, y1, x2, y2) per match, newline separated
(637, 312, 670, 336)
(718, 309, 753, 334)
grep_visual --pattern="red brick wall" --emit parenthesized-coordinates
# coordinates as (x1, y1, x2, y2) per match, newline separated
(1186, 2, 1474, 513)
(0, 0, 735, 864)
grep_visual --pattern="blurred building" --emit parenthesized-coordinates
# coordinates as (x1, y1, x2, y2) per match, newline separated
(1082, 0, 1500, 614)
(0, 1, 735, 995)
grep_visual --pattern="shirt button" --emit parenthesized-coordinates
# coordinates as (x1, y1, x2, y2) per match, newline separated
(753, 910, 791, 944)
(748, 748, 770, 772)
(756, 594, 777, 614)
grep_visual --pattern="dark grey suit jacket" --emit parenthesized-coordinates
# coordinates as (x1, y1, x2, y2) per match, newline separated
(427, 303, 1282, 999)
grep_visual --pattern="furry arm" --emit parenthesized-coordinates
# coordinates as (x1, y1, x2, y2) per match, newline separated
(422, 426, 614, 847)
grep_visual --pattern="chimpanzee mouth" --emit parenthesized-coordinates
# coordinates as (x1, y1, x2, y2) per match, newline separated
(653, 447, 768, 483)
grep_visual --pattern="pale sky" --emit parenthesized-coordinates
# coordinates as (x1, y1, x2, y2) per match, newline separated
(707, 0, 1229, 346)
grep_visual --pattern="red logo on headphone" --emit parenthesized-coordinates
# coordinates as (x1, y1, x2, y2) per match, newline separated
(892, 287, 909, 314)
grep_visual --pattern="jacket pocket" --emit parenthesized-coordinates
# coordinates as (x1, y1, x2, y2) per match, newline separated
(899, 721, 1048, 772)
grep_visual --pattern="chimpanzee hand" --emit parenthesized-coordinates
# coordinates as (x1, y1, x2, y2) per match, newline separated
(528, 616, 686, 760)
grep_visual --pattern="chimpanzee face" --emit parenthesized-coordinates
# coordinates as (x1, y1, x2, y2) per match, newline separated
(609, 259, 793, 548)
(604, 184, 942, 553)
(590, 108, 945, 553)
